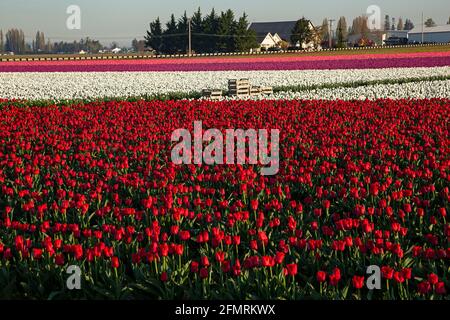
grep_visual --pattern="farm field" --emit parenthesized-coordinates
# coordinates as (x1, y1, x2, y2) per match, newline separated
(0, 47, 449, 300)
(0, 99, 449, 299)
(1, 51, 450, 72)
(1, 51, 450, 101)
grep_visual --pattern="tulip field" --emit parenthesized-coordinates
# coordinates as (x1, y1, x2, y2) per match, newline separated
(0, 49, 449, 300)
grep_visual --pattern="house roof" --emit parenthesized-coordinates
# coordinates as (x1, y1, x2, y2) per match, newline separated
(408, 24, 450, 34)
(249, 21, 298, 42)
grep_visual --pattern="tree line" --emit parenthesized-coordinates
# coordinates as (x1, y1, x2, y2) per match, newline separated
(317, 14, 418, 48)
(145, 8, 258, 54)
(0, 29, 26, 53)
(0, 29, 105, 54)
(384, 15, 415, 31)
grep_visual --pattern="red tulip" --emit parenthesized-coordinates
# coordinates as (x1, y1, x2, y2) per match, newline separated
(316, 271, 327, 283)
(435, 282, 447, 295)
(111, 256, 120, 268)
(352, 276, 365, 289)
(285, 263, 298, 276)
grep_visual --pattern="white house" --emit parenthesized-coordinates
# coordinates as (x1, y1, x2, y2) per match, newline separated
(259, 33, 283, 50)
(112, 47, 122, 54)
(408, 25, 450, 43)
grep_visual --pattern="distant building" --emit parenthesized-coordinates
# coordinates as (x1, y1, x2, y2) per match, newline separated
(249, 20, 320, 50)
(112, 48, 122, 54)
(385, 30, 409, 39)
(382, 30, 409, 45)
(408, 25, 450, 43)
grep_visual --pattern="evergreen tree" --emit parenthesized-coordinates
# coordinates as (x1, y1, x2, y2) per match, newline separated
(191, 7, 204, 53)
(234, 13, 257, 52)
(424, 18, 436, 27)
(177, 11, 189, 53)
(384, 15, 390, 31)
(145, 17, 163, 53)
(217, 9, 236, 52)
(404, 19, 415, 30)
(290, 18, 313, 47)
(203, 8, 220, 52)
(163, 14, 178, 54)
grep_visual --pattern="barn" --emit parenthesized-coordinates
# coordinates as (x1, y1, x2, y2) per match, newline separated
(408, 25, 450, 43)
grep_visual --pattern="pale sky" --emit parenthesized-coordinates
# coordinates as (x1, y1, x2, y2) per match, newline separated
(0, 0, 448, 46)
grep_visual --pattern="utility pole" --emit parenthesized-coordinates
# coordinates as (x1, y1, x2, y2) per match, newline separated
(188, 17, 192, 57)
(328, 19, 335, 48)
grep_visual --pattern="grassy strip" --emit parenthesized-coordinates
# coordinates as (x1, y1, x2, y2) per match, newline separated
(0, 91, 202, 108)
(1, 75, 450, 107)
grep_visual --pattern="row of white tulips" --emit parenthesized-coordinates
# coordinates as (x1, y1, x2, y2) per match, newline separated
(0, 67, 449, 100)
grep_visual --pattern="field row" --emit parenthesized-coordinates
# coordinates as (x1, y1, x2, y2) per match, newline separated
(1, 52, 450, 72)
(1, 67, 449, 101)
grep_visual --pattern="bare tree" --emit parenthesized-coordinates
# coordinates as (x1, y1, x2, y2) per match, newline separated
(351, 16, 369, 36)
(5, 29, 26, 54)
(0, 30, 4, 53)
(336, 17, 348, 47)
(397, 18, 404, 31)
(34, 31, 46, 53)
(321, 18, 329, 46)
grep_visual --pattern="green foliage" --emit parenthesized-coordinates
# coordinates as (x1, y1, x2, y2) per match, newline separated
(425, 18, 436, 28)
(191, 7, 204, 53)
(290, 18, 313, 47)
(336, 17, 348, 48)
(234, 13, 258, 52)
(145, 17, 163, 53)
(217, 9, 236, 52)
(145, 8, 258, 54)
